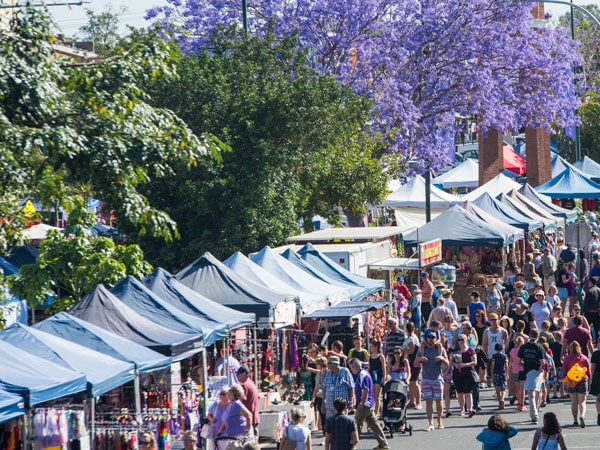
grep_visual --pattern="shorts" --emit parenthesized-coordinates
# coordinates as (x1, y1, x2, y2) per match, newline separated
(566, 379, 588, 394)
(557, 287, 568, 299)
(513, 372, 524, 382)
(411, 314, 422, 329)
(555, 367, 564, 381)
(409, 365, 421, 382)
(453, 373, 474, 393)
(493, 373, 507, 389)
(421, 380, 443, 400)
(370, 370, 384, 385)
(524, 370, 543, 392)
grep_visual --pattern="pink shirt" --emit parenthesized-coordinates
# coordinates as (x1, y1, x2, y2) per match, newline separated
(240, 378, 260, 426)
(509, 347, 523, 374)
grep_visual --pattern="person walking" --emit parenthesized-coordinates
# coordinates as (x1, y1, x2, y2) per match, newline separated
(518, 329, 545, 424)
(348, 359, 390, 450)
(589, 342, 600, 426)
(563, 341, 591, 428)
(491, 343, 509, 410)
(368, 339, 386, 417)
(383, 317, 406, 358)
(416, 329, 449, 431)
(403, 322, 422, 409)
(476, 414, 518, 450)
(583, 277, 600, 344)
(280, 407, 312, 450)
(451, 333, 476, 417)
(321, 356, 354, 419)
(530, 412, 567, 450)
(236, 366, 260, 439)
(324, 398, 358, 450)
(206, 386, 229, 450)
(542, 247, 558, 291)
(421, 271, 434, 324)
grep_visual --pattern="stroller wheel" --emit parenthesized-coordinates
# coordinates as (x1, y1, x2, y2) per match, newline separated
(389, 429, 394, 438)
(408, 424, 413, 436)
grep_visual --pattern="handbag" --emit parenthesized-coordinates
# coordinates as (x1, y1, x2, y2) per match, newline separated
(200, 423, 215, 439)
(280, 425, 297, 450)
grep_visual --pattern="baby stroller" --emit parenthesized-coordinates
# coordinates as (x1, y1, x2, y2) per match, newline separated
(382, 379, 412, 437)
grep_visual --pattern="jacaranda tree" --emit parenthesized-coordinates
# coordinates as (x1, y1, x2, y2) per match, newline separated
(147, 0, 581, 173)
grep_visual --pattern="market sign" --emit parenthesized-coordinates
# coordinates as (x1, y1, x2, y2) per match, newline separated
(419, 239, 442, 266)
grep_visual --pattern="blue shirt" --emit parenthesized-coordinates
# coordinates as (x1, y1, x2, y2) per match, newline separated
(322, 367, 354, 411)
(353, 369, 375, 408)
(223, 400, 246, 438)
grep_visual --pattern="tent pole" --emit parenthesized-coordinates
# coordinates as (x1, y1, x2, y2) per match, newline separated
(134, 371, 142, 424)
(201, 347, 209, 423)
(225, 337, 229, 381)
(253, 325, 259, 388)
(90, 397, 95, 450)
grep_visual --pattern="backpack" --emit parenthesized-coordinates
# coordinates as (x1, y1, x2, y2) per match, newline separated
(565, 362, 587, 388)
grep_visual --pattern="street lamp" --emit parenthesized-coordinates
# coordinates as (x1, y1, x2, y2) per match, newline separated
(242, 0, 248, 33)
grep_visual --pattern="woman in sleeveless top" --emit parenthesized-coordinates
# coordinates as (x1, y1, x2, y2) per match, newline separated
(368, 339, 386, 417)
(485, 281, 504, 316)
(387, 345, 411, 383)
(531, 412, 567, 450)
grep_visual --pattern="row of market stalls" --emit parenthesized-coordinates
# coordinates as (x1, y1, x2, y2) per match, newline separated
(0, 241, 389, 450)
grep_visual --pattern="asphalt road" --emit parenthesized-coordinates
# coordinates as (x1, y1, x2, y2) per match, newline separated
(262, 386, 600, 449)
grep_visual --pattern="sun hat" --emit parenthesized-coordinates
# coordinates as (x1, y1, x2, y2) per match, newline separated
(327, 356, 340, 365)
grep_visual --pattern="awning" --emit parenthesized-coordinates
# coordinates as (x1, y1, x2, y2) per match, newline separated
(368, 257, 421, 271)
(303, 301, 391, 319)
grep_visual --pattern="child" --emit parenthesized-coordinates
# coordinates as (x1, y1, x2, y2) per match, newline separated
(491, 343, 509, 409)
(476, 414, 518, 450)
(549, 331, 565, 399)
(509, 337, 526, 412)
(540, 343, 556, 408)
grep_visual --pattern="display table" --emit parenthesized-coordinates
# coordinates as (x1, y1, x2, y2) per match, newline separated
(258, 411, 285, 443)
(263, 401, 315, 430)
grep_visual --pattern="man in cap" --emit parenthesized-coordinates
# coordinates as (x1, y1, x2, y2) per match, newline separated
(416, 329, 449, 431)
(347, 358, 390, 450)
(420, 271, 434, 322)
(518, 329, 545, 424)
(432, 282, 447, 304)
(236, 366, 260, 438)
(393, 275, 410, 300)
(509, 298, 537, 335)
(442, 288, 459, 322)
(321, 356, 355, 419)
(542, 247, 557, 290)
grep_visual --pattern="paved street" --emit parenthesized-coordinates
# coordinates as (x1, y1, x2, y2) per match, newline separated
(263, 386, 600, 449)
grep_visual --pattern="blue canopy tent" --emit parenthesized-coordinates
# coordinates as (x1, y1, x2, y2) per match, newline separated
(303, 301, 391, 319)
(473, 192, 543, 232)
(143, 268, 256, 345)
(251, 246, 350, 312)
(0, 323, 135, 397)
(0, 256, 18, 276)
(280, 248, 369, 302)
(518, 183, 578, 223)
(111, 276, 220, 345)
(176, 252, 297, 325)
(573, 156, 600, 178)
(536, 167, 600, 198)
(0, 389, 25, 424)
(69, 285, 204, 360)
(461, 201, 524, 241)
(402, 205, 511, 247)
(0, 340, 87, 407)
(297, 243, 384, 299)
(35, 312, 171, 373)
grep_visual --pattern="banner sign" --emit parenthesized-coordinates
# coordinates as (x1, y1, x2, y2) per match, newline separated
(419, 239, 442, 266)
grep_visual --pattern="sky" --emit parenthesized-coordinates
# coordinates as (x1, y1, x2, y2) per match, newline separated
(47, 0, 600, 38)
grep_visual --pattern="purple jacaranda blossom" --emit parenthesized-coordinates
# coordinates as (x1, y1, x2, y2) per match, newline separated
(146, 0, 581, 171)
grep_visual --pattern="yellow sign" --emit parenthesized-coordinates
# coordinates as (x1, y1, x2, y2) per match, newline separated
(22, 200, 36, 216)
(419, 239, 442, 266)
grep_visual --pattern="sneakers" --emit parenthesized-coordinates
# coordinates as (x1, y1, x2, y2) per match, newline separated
(580, 417, 586, 428)
(531, 418, 538, 425)
(498, 400, 505, 410)
(518, 405, 526, 412)
(597, 413, 600, 426)
(540, 400, 546, 408)
(414, 403, 423, 410)
(460, 410, 466, 417)
(468, 410, 476, 418)
(573, 421, 579, 427)
(474, 405, 482, 412)
(445, 411, 452, 418)
(509, 396, 517, 405)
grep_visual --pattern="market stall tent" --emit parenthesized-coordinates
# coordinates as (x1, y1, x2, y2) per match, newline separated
(472, 192, 543, 232)
(505, 189, 562, 227)
(402, 205, 511, 247)
(143, 268, 256, 344)
(35, 312, 172, 373)
(0, 340, 87, 407)
(250, 246, 350, 312)
(0, 389, 24, 424)
(0, 323, 135, 397)
(518, 183, 578, 222)
(573, 156, 600, 178)
(463, 173, 522, 201)
(461, 201, 524, 241)
(503, 146, 527, 175)
(432, 158, 479, 189)
(111, 276, 221, 345)
(69, 285, 204, 359)
(498, 192, 556, 228)
(303, 301, 391, 319)
(176, 252, 297, 325)
(383, 175, 463, 208)
(551, 154, 592, 178)
(297, 243, 385, 298)
(536, 167, 600, 198)
(280, 248, 368, 302)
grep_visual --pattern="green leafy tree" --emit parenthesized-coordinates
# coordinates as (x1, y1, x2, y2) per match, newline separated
(76, 4, 127, 57)
(8, 198, 152, 313)
(132, 26, 387, 267)
(0, 6, 218, 253)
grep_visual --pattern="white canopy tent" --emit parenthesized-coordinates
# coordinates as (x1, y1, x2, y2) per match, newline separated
(462, 173, 522, 201)
(383, 175, 463, 208)
(432, 158, 479, 189)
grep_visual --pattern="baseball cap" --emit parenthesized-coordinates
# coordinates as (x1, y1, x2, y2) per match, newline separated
(397, 276, 404, 282)
(535, 290, 545, 297)
(421, 272, 429, 277)
(543, 247, 551, 253)
(470, 291, 480, 298)
(514, 298, 527, 308)
(423, 329, 439, 340)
